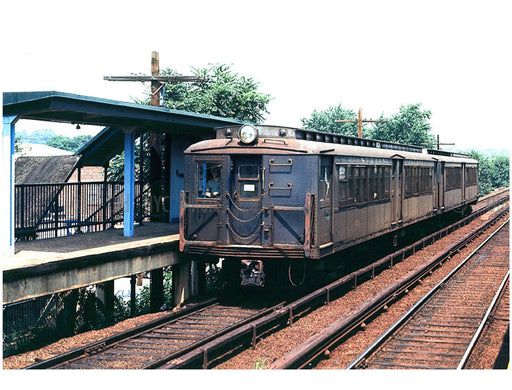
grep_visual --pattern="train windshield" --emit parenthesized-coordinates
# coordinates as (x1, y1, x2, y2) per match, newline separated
(237, 163, 260, 199)
(198, 162, 222, 199)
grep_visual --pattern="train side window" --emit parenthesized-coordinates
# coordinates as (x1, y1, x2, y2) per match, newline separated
(197, 162, 222, 199)
(238, 164, 259, 199)
(372, 165, 389, 201)
(338, 165, 348, 204)
(465, 166, 478, 186)
(369, 166, 378, 200)
(338, 165, 355, 206)
(420, 167, 433, 194)
(446, 167, 462, 190)
(359, 166, 368, 203)
(383, 166, 391, 199)
(405, 166, 413, 196)
(352, 166, 359, 203)
(319, 163, 331, 201)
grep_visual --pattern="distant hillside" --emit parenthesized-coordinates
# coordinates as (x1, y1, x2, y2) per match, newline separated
(447, 148, 510, 157)
(16, 129, 56, 144)
(16, 143, 72, 157)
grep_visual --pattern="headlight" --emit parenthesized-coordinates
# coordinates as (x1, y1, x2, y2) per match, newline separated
(238, 125, 258, 144)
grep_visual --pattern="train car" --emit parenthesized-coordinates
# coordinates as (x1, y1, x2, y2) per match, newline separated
(179, 124, 478, 287)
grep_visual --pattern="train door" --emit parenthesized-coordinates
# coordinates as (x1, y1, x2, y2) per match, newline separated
(391, 157, 404, 225)
(435, 161, 445, 210)
(462, 163, 466, 202)
(318, 156, 333, 246)
(227, 156, 263, 245)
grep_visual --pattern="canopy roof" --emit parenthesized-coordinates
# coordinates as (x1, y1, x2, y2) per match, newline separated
(4, 91, 246, 166)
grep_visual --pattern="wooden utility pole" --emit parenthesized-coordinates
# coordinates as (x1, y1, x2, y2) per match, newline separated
(335, 108, 387, 138)
(104, 51, 206, 108)
(104, 52, 208, 313)
(150, 51, 161, 107)
(104, 51, 206, 221)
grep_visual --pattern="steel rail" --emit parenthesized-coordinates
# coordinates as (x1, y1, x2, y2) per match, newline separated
(24, 298, 218, 369)
(141, 301, 286, 369)
(21, 192, 509, 370)
(457, 270, 510, 369)
(347, 219, 509, 370)
(268, 208, 509, 369)
(166, 203, 509, 369)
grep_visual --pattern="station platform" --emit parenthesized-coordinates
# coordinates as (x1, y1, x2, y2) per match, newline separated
(3, 223, 182, 305)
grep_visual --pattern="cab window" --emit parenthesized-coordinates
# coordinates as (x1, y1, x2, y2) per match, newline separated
(198, 162, 222, 199)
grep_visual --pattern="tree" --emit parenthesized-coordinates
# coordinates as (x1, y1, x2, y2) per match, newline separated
(136, 64, 272, 123)
(301, 104, 358, 136)
(467, 150, 510, 196)
(108, 64, 272, 182)
(46, 135, 93, 153)
(300, 103, 436, 147)
(368, 103, 436, 147)
(492, 155, 510, 189)
(106, 136, 147, 182)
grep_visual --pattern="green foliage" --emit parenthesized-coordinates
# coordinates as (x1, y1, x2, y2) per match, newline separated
(136, 64, 272, 123)
(75, 288, 106, 332)
(17, 128, 56, 144)
(109, 64, 271, 182)
(107, 135, 148, 182)
(467, 150, 510, 196)
(301, 103, 436, 147)
(14, 135, 22, 153)
(301, 104, 358, 136)
(46, 135, 93, 153)
(131, 270, 173, 316)
(253, 358, 267, 369)
(368, 103, 436, 147)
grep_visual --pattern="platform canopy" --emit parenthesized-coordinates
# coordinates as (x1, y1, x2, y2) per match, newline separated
(2, 90, 248, 248)
(3, 91, 246, 167)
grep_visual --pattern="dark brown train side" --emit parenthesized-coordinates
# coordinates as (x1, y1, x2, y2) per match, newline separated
(180, 125, 478, 287)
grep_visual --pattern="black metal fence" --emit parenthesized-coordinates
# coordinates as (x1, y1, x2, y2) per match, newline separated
(15, 181, 149, 241)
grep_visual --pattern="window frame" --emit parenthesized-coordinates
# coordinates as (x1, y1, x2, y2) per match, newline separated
(236, 163, 261, 201)
(194, 159, 224, 201)
(336, 163, 392, 208)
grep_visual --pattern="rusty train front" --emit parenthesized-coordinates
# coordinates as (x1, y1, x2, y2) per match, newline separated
(179, 124, 479, 287)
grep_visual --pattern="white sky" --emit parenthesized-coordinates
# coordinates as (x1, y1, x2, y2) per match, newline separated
(1, 0, 511, 151)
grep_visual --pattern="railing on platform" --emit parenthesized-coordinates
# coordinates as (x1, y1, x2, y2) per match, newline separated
(14, 181, 150, 241)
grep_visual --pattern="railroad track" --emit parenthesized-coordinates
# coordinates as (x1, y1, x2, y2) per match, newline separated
(23, 192, 509, 370)
(348, 219, 509, 369)
(462, 275, 509, 369)
(26, 298, 283, 369)
(268, 204, 509, 369)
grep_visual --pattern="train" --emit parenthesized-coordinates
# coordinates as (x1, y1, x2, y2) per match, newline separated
(179, 124, 479, 287)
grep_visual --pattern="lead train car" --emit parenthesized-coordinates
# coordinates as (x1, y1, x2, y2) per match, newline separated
(180, 125, 478, 287)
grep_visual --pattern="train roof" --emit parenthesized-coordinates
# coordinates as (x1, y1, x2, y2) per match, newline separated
(185, 125, 478, 165)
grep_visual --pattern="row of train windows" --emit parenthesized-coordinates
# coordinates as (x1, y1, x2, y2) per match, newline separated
(446, 166, 478, 190)
(331, 164, 477, 207)
(336, 165, 391, 205)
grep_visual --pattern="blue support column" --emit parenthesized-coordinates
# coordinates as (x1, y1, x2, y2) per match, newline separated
(124, 130, 136, 237)
(2, 115, 18, 255)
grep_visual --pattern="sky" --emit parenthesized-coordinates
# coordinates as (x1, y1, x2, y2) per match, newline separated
(1, 0, 511, 151)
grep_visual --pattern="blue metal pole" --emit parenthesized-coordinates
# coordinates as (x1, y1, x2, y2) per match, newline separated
(2, 115, 18, 254)
(124, 130, 135, 237)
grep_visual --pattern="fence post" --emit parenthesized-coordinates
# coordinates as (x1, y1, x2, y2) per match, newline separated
(20, 185, 24, 237)
(54, 195, 59, 238)
(111, 184, 115, 229)
(103, 167, 107, 230)
(77, 169, 82, 233)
